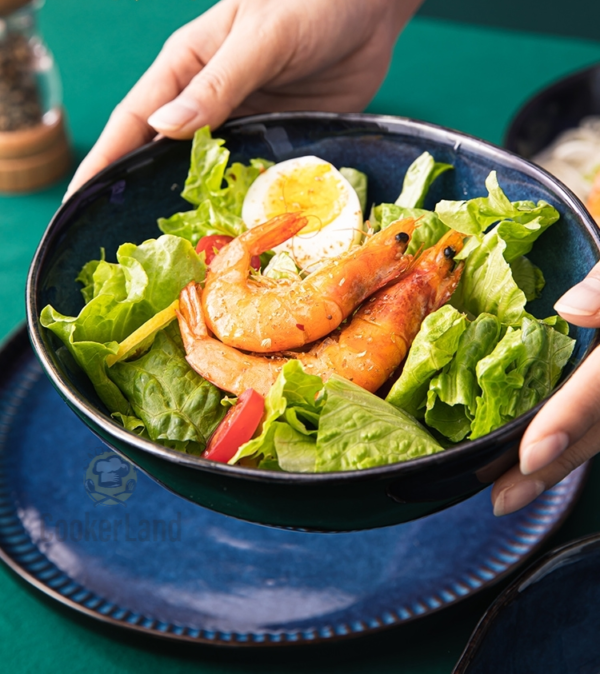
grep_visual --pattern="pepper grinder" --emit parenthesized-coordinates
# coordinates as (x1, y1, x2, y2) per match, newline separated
(0, 0, 70, 192)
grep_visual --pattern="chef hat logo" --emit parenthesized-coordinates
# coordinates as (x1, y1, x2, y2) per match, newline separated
(84, 451, 137, 506)
(93, 456, 130, 487)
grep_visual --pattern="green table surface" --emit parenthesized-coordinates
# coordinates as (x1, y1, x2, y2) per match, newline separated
(2, 2, 600, 672)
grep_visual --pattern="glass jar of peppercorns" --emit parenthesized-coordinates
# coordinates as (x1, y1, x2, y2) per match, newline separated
(0, 0, 70, 192)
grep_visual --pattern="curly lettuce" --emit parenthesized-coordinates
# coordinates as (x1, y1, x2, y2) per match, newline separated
(158, 126, 273, 244)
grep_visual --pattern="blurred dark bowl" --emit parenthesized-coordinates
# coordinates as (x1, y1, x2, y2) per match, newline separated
(26, 112, 600, 531)
(505, 63, 600, 158)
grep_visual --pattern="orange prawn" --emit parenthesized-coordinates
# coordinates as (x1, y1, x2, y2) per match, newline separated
(178, 230, 464, 397)
(201, 213, 417, 353)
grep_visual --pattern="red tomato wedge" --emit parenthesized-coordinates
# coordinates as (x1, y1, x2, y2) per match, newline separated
(196, 234, 261, 269)
(196, 234, 233, 265)
(203, 388, 265, 463)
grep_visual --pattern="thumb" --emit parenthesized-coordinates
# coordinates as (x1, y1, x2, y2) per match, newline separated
(554, 259, 600, 328)
(147, 22, 287, 138)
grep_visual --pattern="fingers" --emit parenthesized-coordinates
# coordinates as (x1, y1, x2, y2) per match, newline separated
(554, 259, 600, 327)
(147, 7, 291, 137)
(492, 259, 600, 516)
(492, 419, 600, 516)
(518, 343, 600, 475)
(64, 1, 238, 200)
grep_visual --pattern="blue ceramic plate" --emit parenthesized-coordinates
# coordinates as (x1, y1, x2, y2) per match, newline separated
(454, 533, 600, 673)
(0, 326, 588, 646)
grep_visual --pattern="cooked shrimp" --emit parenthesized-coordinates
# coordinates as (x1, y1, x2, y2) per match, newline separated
(178, 230, 464, 396)
(293, 229, 464, 391)
(202, 213, 417, 353)
(178, 281, 287, 397)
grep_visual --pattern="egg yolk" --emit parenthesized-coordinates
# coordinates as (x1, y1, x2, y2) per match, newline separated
(264, 163, 344, 234)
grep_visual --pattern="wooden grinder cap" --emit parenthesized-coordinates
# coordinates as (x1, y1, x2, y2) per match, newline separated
(0, 0, 31, 17)
(0, 109, 71, 192)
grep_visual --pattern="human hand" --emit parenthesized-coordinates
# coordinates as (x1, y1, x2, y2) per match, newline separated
(64, 0, 422, 200)
(492, 261, 600, 516)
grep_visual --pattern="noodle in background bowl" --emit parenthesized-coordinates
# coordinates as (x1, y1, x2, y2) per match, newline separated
(27, 112, 600, 531)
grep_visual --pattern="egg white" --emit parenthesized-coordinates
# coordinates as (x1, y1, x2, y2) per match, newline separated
(242, 156, 364, 272)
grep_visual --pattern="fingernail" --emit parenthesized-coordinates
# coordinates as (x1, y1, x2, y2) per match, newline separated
(554, 276, 600, 316)
(148, 101, 198, 131)
(521, 432, 570, 475)
(493, 480, 545, 517)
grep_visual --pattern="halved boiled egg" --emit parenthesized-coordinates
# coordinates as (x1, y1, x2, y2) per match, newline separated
(242, 156, 364, 272)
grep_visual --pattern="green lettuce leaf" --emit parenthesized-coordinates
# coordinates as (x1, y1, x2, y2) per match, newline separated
(470, 317, 574, 439)
(340, 167, 368, 214)
(158, 126, 273, 245)
(395, 152, 453, 209)
(108, 329, 225, 453)
(232, 361, 444, 472)
(373, 203, 450, 255)
(513, 319, 575, 419)
(315, 376, 443, 471)
(435, 171, 559, 237)
(510, 256, 545, 302)
(158, 199, 244, 245)
(229, 360, 323, 469)
(263, 251, 301, 281)
(40, 235, 205, 414)
(112, 413, 147, 436)
(385, 305, 468, 417)
(425, 313, 502, 442)
(450, 230, 527, 324)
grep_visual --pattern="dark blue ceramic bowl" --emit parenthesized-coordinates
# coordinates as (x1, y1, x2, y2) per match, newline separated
(453, 533, 600, 673)
(26, 112, 600, 531)
(505, 63, 600, 158)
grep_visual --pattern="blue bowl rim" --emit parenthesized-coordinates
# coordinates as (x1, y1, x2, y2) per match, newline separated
(26, 111, 600, 485)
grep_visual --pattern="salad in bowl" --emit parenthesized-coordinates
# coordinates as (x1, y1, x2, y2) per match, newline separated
(40, 127, 575, 472)
(28, 113, 599, 530)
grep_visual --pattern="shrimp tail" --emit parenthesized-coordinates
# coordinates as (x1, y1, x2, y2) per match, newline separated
(240, 212, 310, 256)
(177, 282, 208, 349)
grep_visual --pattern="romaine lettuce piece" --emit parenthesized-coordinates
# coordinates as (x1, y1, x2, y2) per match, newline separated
(229, 360, 323, 469)
(510, 256, 545, 302)
(425, 313, 502, 442)
(450, 230, 527, 324)
(263, 251, 302, 281)
(40, 235, 205, 414)
(315, 376, 443, 471)
(158, 127, 273, 244)
(395, 152, 453, 209)
(385, 305, 468, 417)
(370, 152, 452, 249)
(109, 329, 225, 454)
(340, 167, 368, 214)
(435, 171, 558, 237)
(470, 317, 574, 439)
(232, 361, 444, 472)
(158, 199, 244, 245)
(373, 203, 450, 255)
